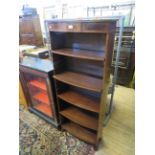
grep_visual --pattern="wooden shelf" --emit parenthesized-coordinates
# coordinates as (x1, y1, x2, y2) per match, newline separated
(33, 92, 50, 105)
(62, 122, 97, 144)
(52, 48, 105, 61)
(35, 103, 53, 117)
(53, 71, 102, 92)
(29, 80, 47, 91)
(58, 90, 100, 113)
(60, 107, 98, 130)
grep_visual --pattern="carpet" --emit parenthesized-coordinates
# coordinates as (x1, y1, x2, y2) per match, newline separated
(19, 105, 95, 155)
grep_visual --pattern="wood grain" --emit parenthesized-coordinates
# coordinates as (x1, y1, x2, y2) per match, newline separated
(60, 107, 98, 130)
(48, 19, 117, 148)
(53, 71, 102, 92)
(62, 122, 97, 144)
(58, 90, 100, 113)
(52, 48, 105, 61)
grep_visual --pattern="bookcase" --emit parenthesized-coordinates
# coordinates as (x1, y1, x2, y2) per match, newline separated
(47, 19, 116, 149)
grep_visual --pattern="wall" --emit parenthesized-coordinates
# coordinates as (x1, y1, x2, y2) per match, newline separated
(19, 0, 135, 39)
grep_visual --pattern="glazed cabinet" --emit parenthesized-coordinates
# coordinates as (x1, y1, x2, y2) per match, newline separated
(19, 57, 59, 127)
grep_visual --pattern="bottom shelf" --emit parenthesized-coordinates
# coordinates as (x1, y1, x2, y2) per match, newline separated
(34, 104, 53, 118)
(62, 122, 97, 145)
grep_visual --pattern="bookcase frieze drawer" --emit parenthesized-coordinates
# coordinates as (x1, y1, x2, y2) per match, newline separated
(49, 22, 81, 32)
(49, 22, 67, 31)
(81, 22, 112, 33)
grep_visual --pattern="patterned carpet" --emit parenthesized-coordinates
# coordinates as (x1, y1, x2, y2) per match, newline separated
(19, 105, 95, 155)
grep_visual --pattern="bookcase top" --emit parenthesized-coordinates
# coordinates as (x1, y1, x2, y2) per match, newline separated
(45, 17, 118, 23)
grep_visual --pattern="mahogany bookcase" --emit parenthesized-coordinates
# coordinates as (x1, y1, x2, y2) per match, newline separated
(47, 19, 116, 149)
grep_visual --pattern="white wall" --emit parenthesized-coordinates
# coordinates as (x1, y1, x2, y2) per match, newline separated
(19, 0, 135, 38)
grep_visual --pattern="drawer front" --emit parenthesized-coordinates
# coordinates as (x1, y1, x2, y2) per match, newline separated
(81, 22, 111, 33)
(49, 22, 67, 31)
(65, 22, 81, 32)
(48, 22, 81, 32)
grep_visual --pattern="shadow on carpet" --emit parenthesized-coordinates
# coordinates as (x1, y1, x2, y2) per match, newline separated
(19, 105, 95, 155)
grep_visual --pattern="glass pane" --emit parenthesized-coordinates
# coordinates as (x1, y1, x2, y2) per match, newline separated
(23, 73, 53, 118)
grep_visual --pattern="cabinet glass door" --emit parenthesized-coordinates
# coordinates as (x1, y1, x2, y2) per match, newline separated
(23, 73, 53, 118)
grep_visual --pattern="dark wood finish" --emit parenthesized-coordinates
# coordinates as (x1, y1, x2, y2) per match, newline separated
(52, 48, 105, 61)
(97, 31, 116, 140)
(62, 122, 97, 144)
(47, 19, 116, 33)
(47, 19, 116, 148)
(81, 22, 115, 33)
(50, 32, 106, 51)
(53, 71, 102, 92)
(58, 90, 100, 113)
(19, 15, 43, 46)
(52, 54, 104, 78)
(49, 22, 81, 32)
(66, 58, 104, 78)
(66, 58, 104, 79)
(60, 107, 98, 130)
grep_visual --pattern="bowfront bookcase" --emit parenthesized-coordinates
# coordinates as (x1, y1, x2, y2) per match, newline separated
(47, 19, 116, 149)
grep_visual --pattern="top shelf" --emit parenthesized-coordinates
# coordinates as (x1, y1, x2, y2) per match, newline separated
(52, 48, 105, 61)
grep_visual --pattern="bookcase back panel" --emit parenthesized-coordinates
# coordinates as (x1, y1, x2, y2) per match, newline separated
(64, 33, 106, 52)
(59, 100, 99, 118)
(70, 86, 101, 100)
(54, 80, 69, 94)
(67, 58, 104, 78)
(52, 54, 104, 79)
(52, 54, 68, 74)
(62, 119, 97, 134)
(50, 32, 106, 52)
(50, 32, 65, 49)
(55, 80, 101, 101)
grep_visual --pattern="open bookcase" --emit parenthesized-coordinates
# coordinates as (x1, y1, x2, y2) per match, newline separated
(47, 19, 116, 149)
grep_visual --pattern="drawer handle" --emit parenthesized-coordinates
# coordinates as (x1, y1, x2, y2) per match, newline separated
(68, 25, 73, 29)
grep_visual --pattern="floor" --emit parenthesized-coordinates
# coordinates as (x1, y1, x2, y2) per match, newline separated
(20, 106, 95, 155)
(96, 85, 135, 155)
(20, 85, 135, 155)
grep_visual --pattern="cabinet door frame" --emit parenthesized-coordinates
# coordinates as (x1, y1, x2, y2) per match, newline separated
(19, 66, 58, 124)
